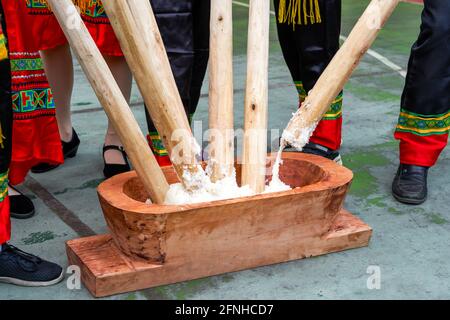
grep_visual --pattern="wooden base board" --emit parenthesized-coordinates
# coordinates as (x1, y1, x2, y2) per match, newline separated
(67, 209, 372, 297)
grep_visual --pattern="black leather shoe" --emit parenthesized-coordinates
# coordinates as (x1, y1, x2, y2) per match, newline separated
(8, 184, 35, 219)
(31, 128, 80, 173)
(103, 145, 131, 179)
(285, 142, 342, 165)
(392, 164, 428, 205)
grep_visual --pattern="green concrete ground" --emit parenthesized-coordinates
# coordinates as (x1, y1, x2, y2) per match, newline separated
(2, 0, 449, 300)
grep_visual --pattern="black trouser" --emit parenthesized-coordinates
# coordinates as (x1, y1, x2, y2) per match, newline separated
(401, 0, 450, 115)
(274, 0, 341, 93)
(274, 0, 343, 150)
(394, 0, 450, 167)
(145, 0, 210, 134)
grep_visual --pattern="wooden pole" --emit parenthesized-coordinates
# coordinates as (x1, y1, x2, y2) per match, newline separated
(125, 0, 153, 42)
(208, 0, 234, 182)
(282, 0, 400, 150)
(241, 0, 270, 193)
(103, 0, 204, 188)
(46, 0, 169, 203)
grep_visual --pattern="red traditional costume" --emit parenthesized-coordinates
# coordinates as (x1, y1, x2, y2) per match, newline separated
(1, 0, 63, 186)
(20, 0, 123, 56)
(0, 19, 11, 244)
(1, 0, 124, 185)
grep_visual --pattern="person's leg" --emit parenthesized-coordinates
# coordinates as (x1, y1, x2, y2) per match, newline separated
(188, 0, 210, 117)
(274, 0, 302, 87)
(33, 43, 78, 174)
(298, 0, 342, 152)
(392, 0, 450, 204)
(145, 0, 195, 166)
(0, 2, 37, 216)
(0, 179, 10, 247)
(40, 44, 74, 143)
(0, 37, 12, 245)
(0, 106, 10, 245)
(274, 0, 342, 162)
(0, 17, 63, 286)
(103, 55, 132, 167)
(0, 100, 12, 246)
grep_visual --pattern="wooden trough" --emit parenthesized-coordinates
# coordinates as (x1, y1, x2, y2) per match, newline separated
(66, 152, 372, 297)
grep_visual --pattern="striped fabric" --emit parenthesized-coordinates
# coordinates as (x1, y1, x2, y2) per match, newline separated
(396, 108, 450, 136)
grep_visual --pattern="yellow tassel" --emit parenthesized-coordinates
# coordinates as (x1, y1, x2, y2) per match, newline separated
(310, 0, 315, 24)
(0, 122, 5, 149)
(291, 0, 300, 28)
(289, 0, 296, 28)
(278, 0, 287, 23)
(297, 0, 302, 25)
(286, 0, 293, 25)
(315, 0, 322, 23)
(302, 0, 307, 25)
(303, 0, 314, 25)
(278, 0, 322, 28)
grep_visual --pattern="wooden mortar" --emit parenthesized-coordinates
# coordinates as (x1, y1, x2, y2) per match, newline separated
(98, 153, 353, 262)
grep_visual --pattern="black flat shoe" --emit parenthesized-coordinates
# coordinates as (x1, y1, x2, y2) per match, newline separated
(392, 164, 428, 205)
(103, 145, 131, 179)
(31, 128, 80, 174)
(8, 184, 35, 219)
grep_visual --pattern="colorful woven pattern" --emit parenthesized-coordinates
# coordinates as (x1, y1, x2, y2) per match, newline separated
(83, 0, 106, 19)
(295, 81, 307, 101)
(396, 108, 450, 136)
(9, 51, 56, 120)
(0, 33, 7, 61)
(12, 88, 55, 115)
(148, 133, 169, 157)
(295, 81, 342, 120)
(11, 58, 43, 72)
(27, 0, 106, 18)
(323, 92, 343, 120)
(0, 171, 8, 202)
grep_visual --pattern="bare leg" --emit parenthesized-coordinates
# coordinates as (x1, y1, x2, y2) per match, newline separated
(40, 44, 74, 142)
(103, 55, 132, 164)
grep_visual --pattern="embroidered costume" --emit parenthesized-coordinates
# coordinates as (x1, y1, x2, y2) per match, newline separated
(145, 0, 210, 166)
(275, 0, 343, 151)
(22, 0, 122, 56)
(394, 0, 450, 167)
(0, 18, 11, 244)
(1, 1, 63, 185)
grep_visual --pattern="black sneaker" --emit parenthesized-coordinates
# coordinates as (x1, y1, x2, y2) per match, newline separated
(8, 184, 35, 219)
(285, 142, 342, 165)
(31, 128, 80, 174)
(392, 164, 428, 205)
(0, 243, 64, 287)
